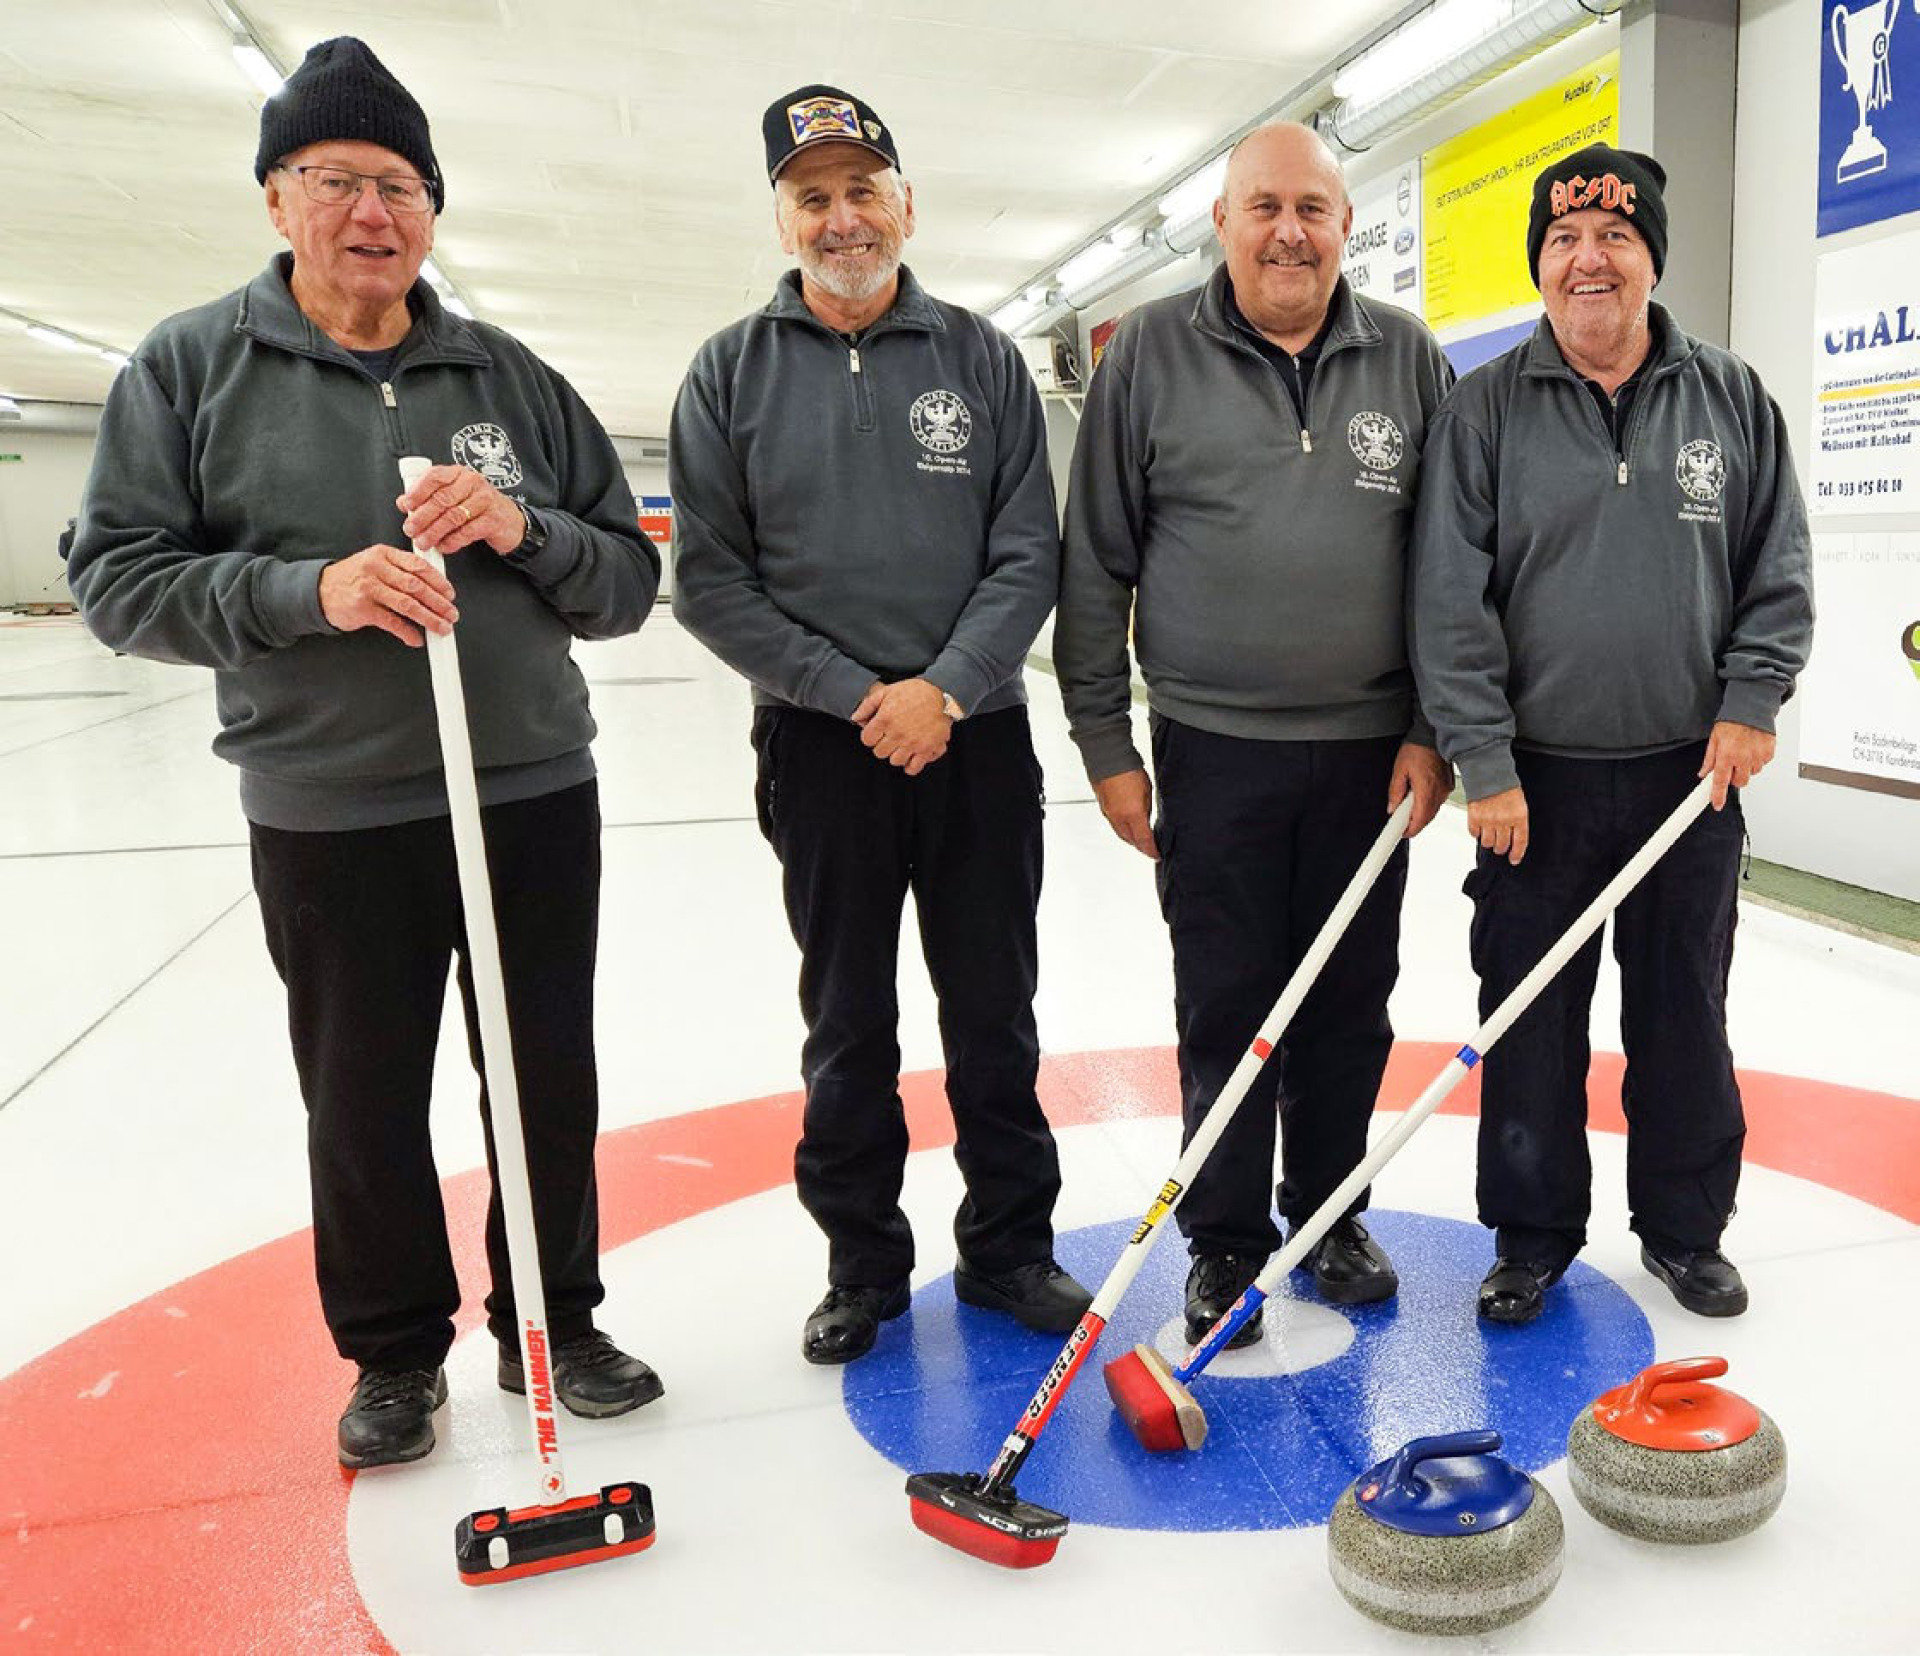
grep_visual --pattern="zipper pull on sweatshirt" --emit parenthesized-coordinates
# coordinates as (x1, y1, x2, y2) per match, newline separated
(1617, 459, 1628, 486)
(849, 347, 862, 375)
(1301, 428, 1313, 454)
(381, 381, 397, 409)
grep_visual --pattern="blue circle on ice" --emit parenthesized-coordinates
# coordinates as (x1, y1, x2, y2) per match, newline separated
(842, 1210, 1653, 1532)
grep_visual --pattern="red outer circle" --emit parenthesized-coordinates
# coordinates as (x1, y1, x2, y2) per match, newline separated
(2, 1045, 1914, 1649)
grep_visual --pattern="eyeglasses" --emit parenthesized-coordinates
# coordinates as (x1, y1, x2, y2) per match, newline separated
(280, 165, 434, 214)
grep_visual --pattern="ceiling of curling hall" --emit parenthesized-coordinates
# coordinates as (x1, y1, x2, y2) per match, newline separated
(0, 0, 1418, 438)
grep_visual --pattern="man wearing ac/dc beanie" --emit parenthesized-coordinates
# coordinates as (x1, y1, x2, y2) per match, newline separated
(1409, 140, 1813, 1327)
(70, 35, 664, 1468)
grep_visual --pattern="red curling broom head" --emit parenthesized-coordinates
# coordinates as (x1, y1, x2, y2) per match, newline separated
(905, 1471, 1067, 1569)
(1103, 1344, 1208, 1454)
(454, 1481, 655, 1585)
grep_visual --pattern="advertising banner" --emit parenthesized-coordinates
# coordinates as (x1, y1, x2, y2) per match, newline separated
(1343, 162, 1422, 316)
(1810, 232, 1920, 512)
(1818, 0, 1920, 236)
(1799, 532, 1920, 800)
(1421, 53, 1618, 339)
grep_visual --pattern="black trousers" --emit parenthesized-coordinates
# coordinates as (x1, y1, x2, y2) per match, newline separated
(251, 781, 607, 1370)
(1467, 744, 1745, 1267)
(1152, 720, 1408, 1257)
(753, 704, 1059, 1286)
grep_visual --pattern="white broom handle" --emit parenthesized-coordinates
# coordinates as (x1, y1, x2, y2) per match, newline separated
(399, 456, 566, 1502)
(1085, 793, 1413, 1322)
(1244, 775, 1715, 1301)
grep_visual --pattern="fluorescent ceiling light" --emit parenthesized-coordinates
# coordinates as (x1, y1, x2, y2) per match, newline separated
(1157, 155, 1228, 226)
(1333, 0, 1505, 107)
(232, 39, 284, 96)
(99, 349, 129, 368)
(1055, 228, 1143, 294)
(0, 395, 22, 419)
(27, 324, 90, 353)
(422, 258, 447, 289)
(442, 294, 475, 321)
(988, 293, 1046, 335)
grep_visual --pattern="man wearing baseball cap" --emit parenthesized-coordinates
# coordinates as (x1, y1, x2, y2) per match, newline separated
(1410, 142, 1814, 1324)
(670, 86, 1091, 1362)
(70, 37, 662, 1466)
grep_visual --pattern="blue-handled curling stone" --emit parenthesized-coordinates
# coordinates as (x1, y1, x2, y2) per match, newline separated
(1327, 1430, 1564, 1634)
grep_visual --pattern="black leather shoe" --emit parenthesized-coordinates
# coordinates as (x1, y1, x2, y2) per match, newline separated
(337, 1365, 447, 1468)
(1297, 1215, 1399, 1306)
(953, 1259, 1093, 1333)
(1477, 1258, 1565, 1325)
(803, 1282, 911, 1365)
(499, 1330, 665, 1418)
(1184, 1252, 1267, 1348)
(1641, 1243, 1749, 1317)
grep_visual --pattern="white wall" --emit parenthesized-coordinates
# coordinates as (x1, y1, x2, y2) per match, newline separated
(1732, 0, 1920, 902)
(0, 424, 95, 607)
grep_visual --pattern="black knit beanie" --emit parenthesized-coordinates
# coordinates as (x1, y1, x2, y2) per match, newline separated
(1526, 143, 1666, 286)
(254, 38, 443, 213)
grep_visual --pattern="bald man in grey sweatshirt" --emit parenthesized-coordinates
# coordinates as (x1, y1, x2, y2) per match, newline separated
(1055, 124, 1454, 1348)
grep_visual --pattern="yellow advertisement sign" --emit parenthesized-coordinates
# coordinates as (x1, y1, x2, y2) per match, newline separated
(1422, 54, 1619, 334)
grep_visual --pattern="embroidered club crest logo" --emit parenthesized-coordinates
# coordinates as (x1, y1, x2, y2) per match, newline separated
(863, 119, 884, 141)
(910, 390, 972, 455)
(451, 423, 522, 490)
(788, 96, 861, 146)
(1347, 410, 1404, 473)
(1676, 439, 1727, 503)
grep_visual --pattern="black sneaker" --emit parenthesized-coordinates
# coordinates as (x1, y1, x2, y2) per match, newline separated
(802, 1282, 911, 1365)
(1641, 1243, 1749, 1317)
(337, 1365, 447, 1469)
(1184, 1252, 1267, 1348)
(499, 1330, 665, 1418)
(1477, 1257, 1565, 1325)
(953, 1258, 1093, 1334)
(1297, 1215, 1399, 1306)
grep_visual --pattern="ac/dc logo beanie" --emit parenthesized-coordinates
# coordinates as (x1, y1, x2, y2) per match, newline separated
(1527, 142, 1667, 285)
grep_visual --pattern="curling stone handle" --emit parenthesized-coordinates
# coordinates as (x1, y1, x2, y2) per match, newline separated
(1621, 1356, 1729, 1411)
(1384, 1430, 1503, 1489)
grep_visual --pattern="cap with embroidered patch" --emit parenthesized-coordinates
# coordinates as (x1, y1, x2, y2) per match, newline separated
(763, 84, 899, 183)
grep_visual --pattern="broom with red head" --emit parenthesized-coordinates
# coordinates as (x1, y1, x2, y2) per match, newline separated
(398, 456, 656, 1584)
(907, 795, 1415, 1566)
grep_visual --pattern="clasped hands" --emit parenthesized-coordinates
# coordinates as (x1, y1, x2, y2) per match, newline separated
(853, 677, 956, 776)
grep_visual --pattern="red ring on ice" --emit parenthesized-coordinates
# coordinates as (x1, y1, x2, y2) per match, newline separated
(2, 1045, 1915, 1649)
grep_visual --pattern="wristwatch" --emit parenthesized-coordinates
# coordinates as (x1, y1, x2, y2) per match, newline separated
(939, 690, 966, 722)
(508, 502, 548, 561)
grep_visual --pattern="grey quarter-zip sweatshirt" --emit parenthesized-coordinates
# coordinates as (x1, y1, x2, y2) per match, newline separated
(68, 255, 658, 830)
(1408, 307, 1815, 801)
(1054, 265, 1454, 783)
(668, 266, 1058, 719)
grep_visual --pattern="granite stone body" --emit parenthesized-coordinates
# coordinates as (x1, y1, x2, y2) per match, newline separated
(1326, 1478, 1564, 1634)
(1567, 1405, 1787, 1542)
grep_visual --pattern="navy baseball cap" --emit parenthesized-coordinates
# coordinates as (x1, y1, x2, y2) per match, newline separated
(763, 84, 899, 183)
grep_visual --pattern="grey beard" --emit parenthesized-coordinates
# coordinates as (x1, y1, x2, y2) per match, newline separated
(802, 246, 900, 303)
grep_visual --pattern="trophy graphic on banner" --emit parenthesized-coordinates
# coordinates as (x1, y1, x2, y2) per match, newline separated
(1830, 0, 1907, 183)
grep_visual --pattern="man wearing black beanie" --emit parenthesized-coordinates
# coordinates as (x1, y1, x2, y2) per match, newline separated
(1410, 140, 1813, 1327)
(70, 36, 664, 1468)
